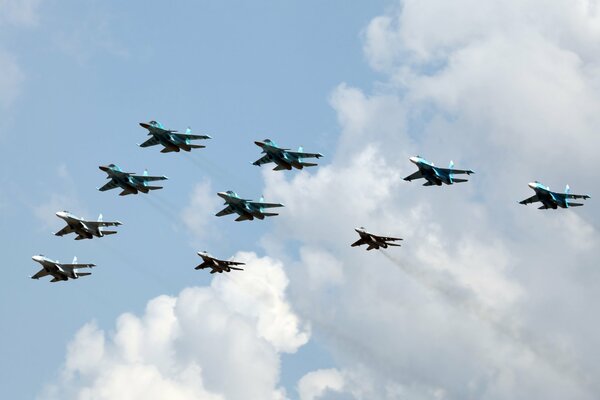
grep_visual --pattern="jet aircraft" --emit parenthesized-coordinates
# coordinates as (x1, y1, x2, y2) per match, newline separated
(519, 181, 590, 209)
(139, 120, 211, 153)
(98, 164, 168, 196)
(55, 211, 122, 240)
(404, 156, 474, 186)
(31, 255, 96, 282)
(351, 227, 403, 251)
(216, 190, 284, 221)
(253, 139, 323, 170)
(195, 251, 245, 274)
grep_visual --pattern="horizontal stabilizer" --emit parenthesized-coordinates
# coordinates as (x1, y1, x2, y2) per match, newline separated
(76, 272, 91, 277)
(144, 186, 164, 191)
(235, 215, 253, 222)
(452, 178, 468, 183)
(273, 164, 290, 171)
(261, 212, 279, 217)
(300, 162, 318, 168)
(119, 189, 136, 196)
(161, 147, 179, 153)
(101, 230, 118, 235)
(568, 202, 584, 207)
(387, 243, 402, 247)
(188, 144, 206, 149)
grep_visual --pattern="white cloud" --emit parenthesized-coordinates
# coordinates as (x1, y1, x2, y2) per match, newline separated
(181, 179, 221, 240)
(0, 50, 24, 108)
(40, 252, 309, 400)
(297, 369, 345, 400)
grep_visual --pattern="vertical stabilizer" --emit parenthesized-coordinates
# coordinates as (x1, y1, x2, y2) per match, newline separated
(98, 213, 103, 222)
(72, 256, 77, 264)
(143, 169, 149, 177)
(565, 184, 571, 207)
(186, 127, 192, 134)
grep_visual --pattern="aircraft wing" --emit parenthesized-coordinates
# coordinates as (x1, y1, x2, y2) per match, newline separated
(59, 263, 96, 270)
(98, 180, 119, 191)
(173, 132, 211, 140)
(286, 150, 323, 159)
(519, 195, 539, 205)
(139, 137, 160, 147)
(565, 193, 591, 200)
(216, 205, 235, 216)
(437, 167, 474, 175)
(220, 260, 245, 266)
(138, 175, 168, 182)
(351, 238, 367, 247)
(54, 225, 74, 236)
(84, 220, 121, 228)
(253, 155, 272, 166)
(31, 269, 50, 279)
(377, 235, 403, 242)
(404, 170, 424, 181)
(247, 201, 283, 208)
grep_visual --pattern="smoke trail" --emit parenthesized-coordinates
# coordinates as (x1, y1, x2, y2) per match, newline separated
(379, 249, 594, 390)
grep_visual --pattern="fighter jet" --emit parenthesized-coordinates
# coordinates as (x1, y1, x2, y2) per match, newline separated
(351, 227, 403, 251)
(253, 139, 323, 170)
(139, 120, 211, 153)
(98, 164, 168, 196)
(30, 255, 96, 282)
(216, 190, 284, 221)
(519, 181, 591, 209)
(54, 211, 122, 240)
(404, 156, 474, 186)
(195, 251, 245, 274)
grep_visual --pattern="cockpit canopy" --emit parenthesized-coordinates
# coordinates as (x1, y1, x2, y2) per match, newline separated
(226, 190, 239, 198)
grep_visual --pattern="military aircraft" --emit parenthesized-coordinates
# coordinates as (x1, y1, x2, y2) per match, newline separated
(404, 156, 474, 186)
(195, 251, 245, 274)
(519, 181, 591, 209)
(54, 211, 122, 240)
(139, 120, 211, 153)
(216, 190, 284, 221)
(351, 227, 403, 251)
(253, 139, 323, 170)
(30, 255, 96, 282)
(98, 164, 168, 196)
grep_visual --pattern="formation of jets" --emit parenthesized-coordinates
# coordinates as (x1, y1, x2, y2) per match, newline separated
(31, 119, 592, 281)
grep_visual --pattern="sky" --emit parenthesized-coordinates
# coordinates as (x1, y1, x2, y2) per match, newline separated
(1, 0, 600, 399)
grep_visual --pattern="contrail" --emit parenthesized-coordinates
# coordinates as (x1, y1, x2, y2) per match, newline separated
(379, 249, 593, 390)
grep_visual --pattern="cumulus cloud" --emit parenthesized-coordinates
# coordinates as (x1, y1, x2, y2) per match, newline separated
(261, 1, 600, 398)
(40, 252, 309, 400)
(297, 369, 345, 400)
(181, 179, 221, 240)
(0, 0, 41, 27)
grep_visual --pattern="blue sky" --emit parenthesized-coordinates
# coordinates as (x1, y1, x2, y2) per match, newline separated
(3, 1, 600, 399)
(0, 1, 389, 398)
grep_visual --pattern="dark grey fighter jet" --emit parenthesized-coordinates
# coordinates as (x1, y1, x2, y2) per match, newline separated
(55, 211, 122, 240)
(404, 156, 474, 186)
(520, 181, 591, 209)
(195, 251, 245, 274)
(139, 120, 211, 153)
(31, 255, 96, 282)
(253, 139, 323, 170)
(351, 227, 403, 251)
(98, 164, 168, 196)
(216, 191, 284, 221)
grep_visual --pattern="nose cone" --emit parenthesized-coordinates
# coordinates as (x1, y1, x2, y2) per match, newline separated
(56, 211, 68, 218)
(217, 191, 229, 199)
(139, 122, 150, 129)
(254, 140, 265, 148)
(528, 182, 537, 189)
(409, 156, 420, 164)
(32, 255, 43, 263)
(99, 165, 110, 172)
